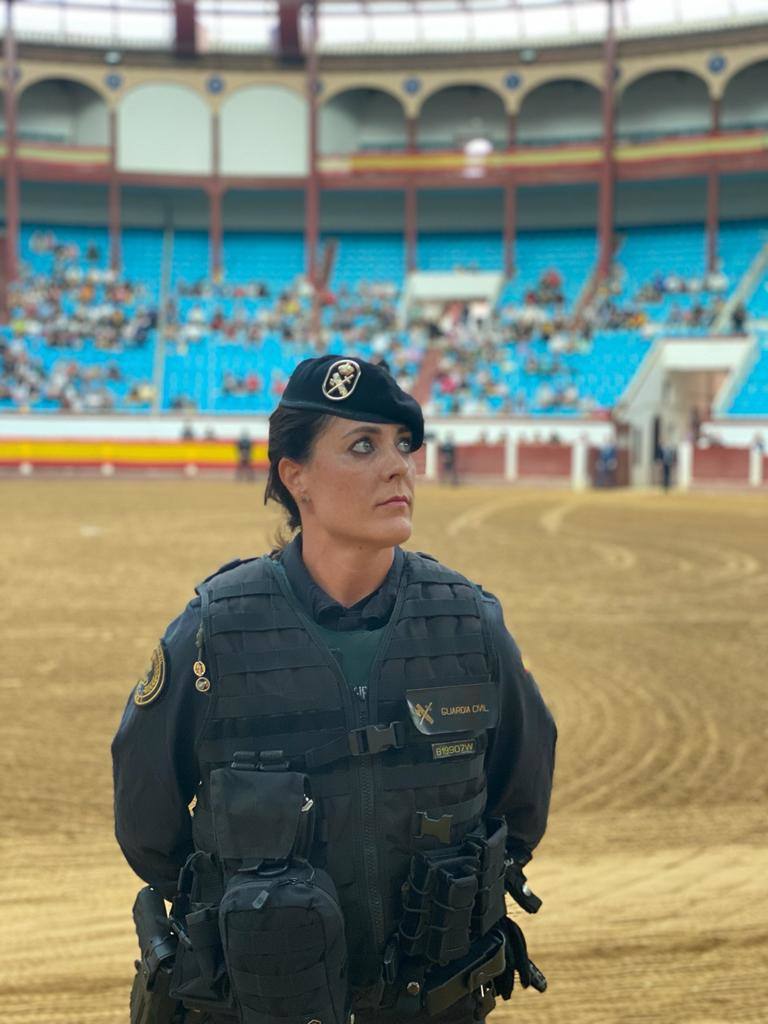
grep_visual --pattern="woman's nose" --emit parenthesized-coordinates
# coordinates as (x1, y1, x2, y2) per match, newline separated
(383, 447, 410, 478)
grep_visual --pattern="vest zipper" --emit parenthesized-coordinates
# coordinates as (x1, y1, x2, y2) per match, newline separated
(353, 572, 412, 956)
(270, 558, 411, 964)
(319, 650, 387, 955)
(356, 692, 385, 950)
(270, 564, 389, 960)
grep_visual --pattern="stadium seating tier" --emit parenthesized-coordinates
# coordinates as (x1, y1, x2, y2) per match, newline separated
(4, 222, 768, 417)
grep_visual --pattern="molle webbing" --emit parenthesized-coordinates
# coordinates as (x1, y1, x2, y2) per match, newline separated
(191, 552, 497, 988)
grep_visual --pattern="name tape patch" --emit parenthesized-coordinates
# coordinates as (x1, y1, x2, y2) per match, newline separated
(432, 739, 478, 760)
(406, 683, 498, 735)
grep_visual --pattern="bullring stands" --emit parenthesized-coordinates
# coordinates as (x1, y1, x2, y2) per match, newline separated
(609, 221, 768, 332)
(3, 221, 768, 417)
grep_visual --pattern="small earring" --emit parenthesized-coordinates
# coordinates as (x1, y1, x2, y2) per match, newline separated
(300, 494, 309, 504)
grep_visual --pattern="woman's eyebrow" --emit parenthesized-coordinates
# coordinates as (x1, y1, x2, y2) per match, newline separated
(341, 425, 411, 439)
(341, 424, 382, 438)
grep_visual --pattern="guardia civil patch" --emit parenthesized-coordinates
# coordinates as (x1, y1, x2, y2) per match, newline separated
(134, 644, 166, 707)
(406, 683, 498, 735)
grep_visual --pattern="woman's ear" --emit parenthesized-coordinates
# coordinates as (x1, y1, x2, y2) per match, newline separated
(278, 456, 304, 504)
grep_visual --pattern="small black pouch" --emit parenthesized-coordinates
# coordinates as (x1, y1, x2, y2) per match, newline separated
(169, 852, 231, 1010)
(464, 818, 507, 936)
(425, 856, 479, 965)
(210, 767, 309, 863)
(399, 849, 481, 966)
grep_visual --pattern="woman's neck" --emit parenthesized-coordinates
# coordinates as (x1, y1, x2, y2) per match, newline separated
(299, 532, 394, 608)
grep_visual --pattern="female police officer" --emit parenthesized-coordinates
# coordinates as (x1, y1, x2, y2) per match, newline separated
(113, 355, 556, 1024)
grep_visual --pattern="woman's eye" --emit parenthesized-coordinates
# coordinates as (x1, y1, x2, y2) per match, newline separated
(351, 438, 374, 453)
(397, 437, 413, 453)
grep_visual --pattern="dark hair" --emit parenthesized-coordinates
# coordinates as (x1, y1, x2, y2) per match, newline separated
(264, 404, 330, 544)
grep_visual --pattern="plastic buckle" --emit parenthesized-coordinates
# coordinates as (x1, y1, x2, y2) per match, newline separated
(349, 722, 405, 757)
(417, 811, 454, 844)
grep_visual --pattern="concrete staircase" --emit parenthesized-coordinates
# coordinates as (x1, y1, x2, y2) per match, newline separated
(713, 240, 768, 333)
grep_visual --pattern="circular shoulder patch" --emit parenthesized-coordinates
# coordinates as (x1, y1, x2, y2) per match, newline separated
(134, 644, 166, 707)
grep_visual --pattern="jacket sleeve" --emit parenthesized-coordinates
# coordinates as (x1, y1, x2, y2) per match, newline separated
(481, 592, 557, 859)
(111, 597, 206, 899)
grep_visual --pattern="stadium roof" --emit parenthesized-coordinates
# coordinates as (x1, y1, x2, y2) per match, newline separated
(5, 0, 768, 55)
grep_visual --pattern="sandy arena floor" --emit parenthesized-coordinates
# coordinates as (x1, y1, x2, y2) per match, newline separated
(1, 479, 767, 1024)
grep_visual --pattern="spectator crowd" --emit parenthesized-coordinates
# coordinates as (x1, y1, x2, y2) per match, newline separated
(1, 230, 754, 417)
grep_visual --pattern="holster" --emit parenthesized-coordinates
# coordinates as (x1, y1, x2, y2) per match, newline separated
(130, 966, 184, 1024)
(131, 887, 183, 1024)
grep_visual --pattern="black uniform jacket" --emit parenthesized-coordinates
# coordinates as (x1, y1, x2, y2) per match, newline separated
(112, 540, 557, 899)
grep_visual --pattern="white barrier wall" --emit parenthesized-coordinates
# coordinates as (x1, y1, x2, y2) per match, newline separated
(0, 414, 614, 444)
(2, 414, 763, 486)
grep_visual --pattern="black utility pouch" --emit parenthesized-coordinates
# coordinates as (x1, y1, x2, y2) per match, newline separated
(400, 849, 481, 966)
(210, 766, 310, 865)
(464, 818, 508, 936)
(211, 764, 349, 1024)
(168, 851, 230, 1010)
(219, 863, 348, 1024)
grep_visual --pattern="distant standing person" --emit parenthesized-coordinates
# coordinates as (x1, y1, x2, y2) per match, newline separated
(731, 303, 748, 334)
(660, 443, 676, 491)
(235, 431, 253, 481)
(594, 441, 617, 488)
(440, 435, 459, 485)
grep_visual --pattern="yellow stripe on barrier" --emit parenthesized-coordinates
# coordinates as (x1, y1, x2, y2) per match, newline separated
(17, 144, 111, 164)
(0, 439, 269, 467)
(319, 132, 768, 176)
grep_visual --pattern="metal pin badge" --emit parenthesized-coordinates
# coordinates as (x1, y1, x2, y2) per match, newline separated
(195, 677, 211, 693)
(193, 660, 206, 677)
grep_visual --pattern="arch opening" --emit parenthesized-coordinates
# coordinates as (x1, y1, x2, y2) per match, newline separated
(517, 80, 602, 146)
(617, 71, 711, 142)
(721, 60, 768, 132)
(221, 86, 307, 176)
(418, 85, 506, 151)
(118, 83, 211, 175)
(17, 78, 108, 146)
(320, 88, 406, 156)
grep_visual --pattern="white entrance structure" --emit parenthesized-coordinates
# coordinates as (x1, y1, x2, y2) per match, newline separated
(614, 335, 756, 486)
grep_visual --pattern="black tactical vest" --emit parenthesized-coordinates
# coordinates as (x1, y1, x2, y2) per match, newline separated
(192, 551, 499, 992)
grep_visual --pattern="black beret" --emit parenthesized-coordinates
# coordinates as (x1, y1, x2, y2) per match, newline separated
(279, 355, 424, 451)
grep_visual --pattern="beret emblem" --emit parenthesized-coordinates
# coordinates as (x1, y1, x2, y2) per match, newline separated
(322, 359, 361, 401)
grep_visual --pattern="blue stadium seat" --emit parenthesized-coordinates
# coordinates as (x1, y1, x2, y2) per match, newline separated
(418, 232, 503, 272)
(726, 334, 768, 415)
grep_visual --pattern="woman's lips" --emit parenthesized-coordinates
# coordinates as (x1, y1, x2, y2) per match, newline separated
(378, 496, 410, 507)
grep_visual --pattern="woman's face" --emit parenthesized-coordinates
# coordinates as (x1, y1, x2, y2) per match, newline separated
(281, 418, 416, 549)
